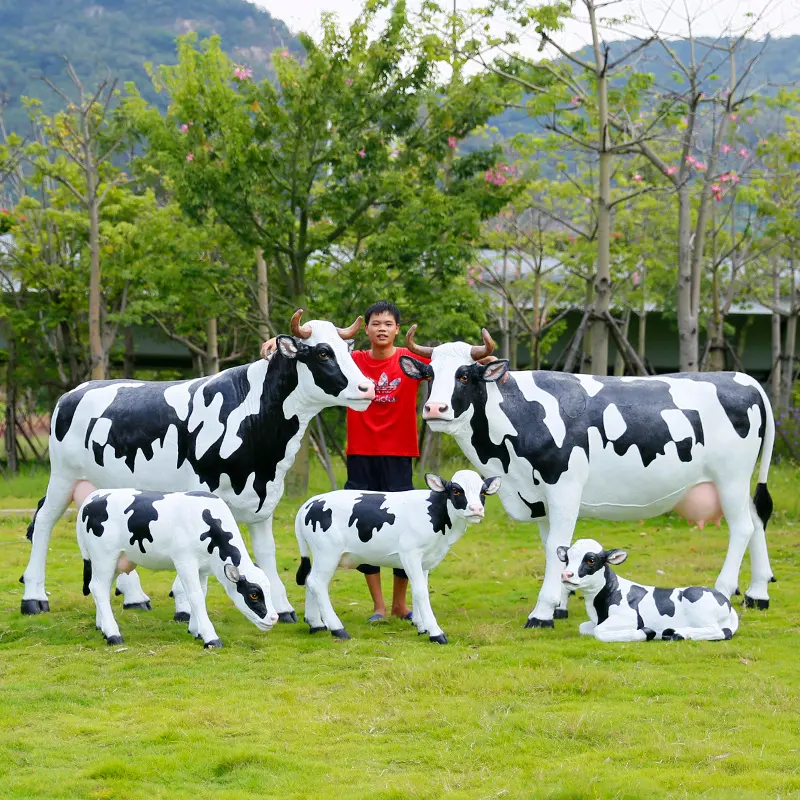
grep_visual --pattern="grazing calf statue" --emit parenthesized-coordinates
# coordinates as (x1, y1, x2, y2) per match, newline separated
(294, 470, 502, 643)
(77, 489, 279, 647)
(559, 539, 739, 642)
(21, 310, 374, 622)
(400, 327, 775, 628)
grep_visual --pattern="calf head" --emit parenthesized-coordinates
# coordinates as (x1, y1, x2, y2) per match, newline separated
(223, 563, 279, 631)
(400, 327, 508, 434)
(426, 469, 501, 524)
(275, 310, 375, 410)
(557, 538, 628, 595)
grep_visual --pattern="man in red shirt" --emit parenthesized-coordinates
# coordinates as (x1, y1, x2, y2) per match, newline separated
(346, 300, 431, 622)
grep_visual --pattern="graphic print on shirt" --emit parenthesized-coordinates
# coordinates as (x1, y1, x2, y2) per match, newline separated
(371, 372, 401, 404)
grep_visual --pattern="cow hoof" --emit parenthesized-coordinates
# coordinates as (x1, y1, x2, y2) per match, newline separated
(173, 611, 191, 623)
(770, 575, 777, 583)
(204, 639, 223, 649)
(669, 633, 685, 641)
(123, 601, 152, 611)
(330, 628, 351, 640)
(21, 599, 49, 615)
(733, 587, 741, 596)
(106, 635, 124, 646)
(643, 628, 656, 641)
(524, 617, 554, 629)
(429, 633, 448, 644)
(278, 611, 298, 624)
(744, 595, 769, 610)
(553, 609, 569, 619)
(309, 626, 328, 634)
(115, 588, 122, 597)
(722, 628, 733, 640)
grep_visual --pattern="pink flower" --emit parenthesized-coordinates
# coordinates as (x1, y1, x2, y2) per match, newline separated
(281, 49, 289, 58)
(711, 183, 723, 202)
(584, 197, 592, 204)
(345, 78, 353, 86)
(730, 172, 741, 184)
(569, 236, 575, 243)
(233, 65, 253, 81)
(632, 271, 640, 286)
(720, 172, 731, 183)
(695, 161, 707, 171)
(180, 124, 189, 134)
(358, 149, 366, 158)
(612, 231, 622, 240)
(186, 153, 194, 162)
(665, 165, 678, 176)
(720, 144, 731, 155)
(685, 155, 697, 166)
(738, 147, 749, 158)
(746, 116, 753, 123)
(632, 173, 643, 183)
(729, 113, 738, 121)
(570, 96, 581, 105)
(447, 136, 457, 149)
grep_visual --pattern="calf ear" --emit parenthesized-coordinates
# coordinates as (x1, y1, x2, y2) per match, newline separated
(556, 546, 569, 563)
(482, 476, 502, 495)
(224, 563, 241, 583)
(425, 473, 447, 493)
(606, 549, 628, 565)
(481, 360, 509, 383)
(399, 355, 432, 381)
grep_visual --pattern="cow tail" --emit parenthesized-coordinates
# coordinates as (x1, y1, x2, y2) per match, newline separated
(295, 513, 311, 586)
(754, 385, 775, 531)
(27, 496, 46, 542)
(82, 560, 92, 596)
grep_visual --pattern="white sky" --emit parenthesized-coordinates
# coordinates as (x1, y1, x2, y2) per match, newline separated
(253, 0, 800, 53)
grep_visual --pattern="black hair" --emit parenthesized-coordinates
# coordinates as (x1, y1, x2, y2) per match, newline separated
(364, 300, 400, 325)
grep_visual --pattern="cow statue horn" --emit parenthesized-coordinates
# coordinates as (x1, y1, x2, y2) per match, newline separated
(405, 325, 434, 358)
(470, 328, 496, 361)
(336, 316, 363, 340)
(290, 309, 313, 340)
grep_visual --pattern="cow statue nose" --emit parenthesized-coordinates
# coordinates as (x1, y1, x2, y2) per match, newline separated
(268, 611, 279, 626)
(424, 403, 449, 415)
(359, 383, 375, 399)
(468, 504, 484, 515)
(562, 570, 574, 582)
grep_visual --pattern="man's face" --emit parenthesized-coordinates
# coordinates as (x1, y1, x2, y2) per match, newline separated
(365, 311, 399, 347)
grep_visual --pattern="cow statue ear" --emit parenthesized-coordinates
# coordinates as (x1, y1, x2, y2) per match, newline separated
(224, 563, 241, 583)
(556, 546, 569, 563)
(425, 473, 447, 493)
(605, 549, 628, 565)
(276, 335, 300, 359)
(482, 476, 502, 495)
(481, 359, 509, 383)
(399, 355, 432, 381)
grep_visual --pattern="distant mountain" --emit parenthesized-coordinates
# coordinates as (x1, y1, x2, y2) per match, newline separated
(0, 0, 300, 133)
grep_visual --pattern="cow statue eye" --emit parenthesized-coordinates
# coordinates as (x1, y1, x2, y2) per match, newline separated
(458, 374, 469, 383)
(250, 591, 260, 601)
(318, 351, 330, 360)
(586, 557, 595, 565)
(453, 490, 462, 496)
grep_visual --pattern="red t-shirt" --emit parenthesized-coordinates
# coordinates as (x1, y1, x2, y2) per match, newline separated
(346, 347, 431, 457)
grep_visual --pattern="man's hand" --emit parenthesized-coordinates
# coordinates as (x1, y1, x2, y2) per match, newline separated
(261, 337, 277, 360)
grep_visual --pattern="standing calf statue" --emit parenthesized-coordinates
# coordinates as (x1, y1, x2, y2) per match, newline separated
(400, 328, 775, 628)
(295, 470, 502, 643)
(559, 539, 739, 642)
(21, 311, 374, 622)
(77, 489, 279, 647)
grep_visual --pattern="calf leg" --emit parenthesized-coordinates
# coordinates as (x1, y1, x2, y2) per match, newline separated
(170, 576, 192, 623)
(249, 517, 296, 623)
(400, 555, 446, 644)
(714, 484, 756, 602)
(89, 560, 124, 645)
(176, 566, 221, 648)
(303, 586, 326, 633)
(661, 626, 728, 641)
(593, 621, 648, 643)
(115, 570, 152, 611)
(304, 557, 348, 640)
(21, 475, 76, 613)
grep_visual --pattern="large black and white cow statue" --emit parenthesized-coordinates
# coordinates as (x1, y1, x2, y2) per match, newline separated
(399, 328, 775, 629)
(20, 311, 375, 621)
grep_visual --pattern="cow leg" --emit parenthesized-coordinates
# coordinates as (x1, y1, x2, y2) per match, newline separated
(401, 555, 445, 643)
(662, 626, 727, 641)
(304, 558, 348, 639)
(714, 485, 756, 602)
(248, 517, 296, 623)
(115, 570, 152, 611)
(21, 475, 76, 614)
(177, 566, 221, 648)
(304, 586, 326, 633)
(526, 503, 579, 629)
(538, 518, 571, 619)
(745, 501, 773, 607)
(89, 561, 124, 645)
(170, 576, 192, 623)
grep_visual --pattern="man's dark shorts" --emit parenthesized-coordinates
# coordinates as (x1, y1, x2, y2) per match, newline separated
(345, 455, 413, 579)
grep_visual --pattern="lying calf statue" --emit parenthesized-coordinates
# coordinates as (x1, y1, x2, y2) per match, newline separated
(295, 470, 501, 643)
(77, 488, 279, 647)
(558, 539, 739, 642)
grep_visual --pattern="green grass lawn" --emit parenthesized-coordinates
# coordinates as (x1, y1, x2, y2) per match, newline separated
(1, 462, 799, 799)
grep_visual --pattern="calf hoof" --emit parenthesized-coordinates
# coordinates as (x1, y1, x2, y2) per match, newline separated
(524, 617, 554, 629)
(21, 599, 49, 615)
(123, 601, 152, 611)
(278, 611, 298, 624)
(744, 595, 769, 610)
(668, 633, 685, 641)
(733, 587, 741, 596)
(643, 628, 656, 641)
(429, 633, 448, 644)
(204, 639, 223, 649)
(417, 629, 429, 636)
(553, 609, 569, 619)
(173, 611, 191, 623)
(309, 626, 328, 634)
(330, 628, 351, 640)
(722, 627, 733, 640)
(115, 588, 122, 596)
(106, 635, 124, 646)
(770, 575, 777, 583)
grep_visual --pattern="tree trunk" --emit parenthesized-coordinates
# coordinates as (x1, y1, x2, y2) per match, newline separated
(500, 246, 510, 360)
(123, 326, 136, 379)
(284, 288, 310, 496)
(255, 248, 270, 342)
(581, 281, 594, 374)
(782, 311, 797, 411)
(88, 196, 106, 380)
(770, 262, 782, 409)
(708, 266, 725, 372)
(676, 184, 698, 371)
(5, 344, 18, 475)
(613, 309, 631, 376)
(206, 317, 219, 375)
